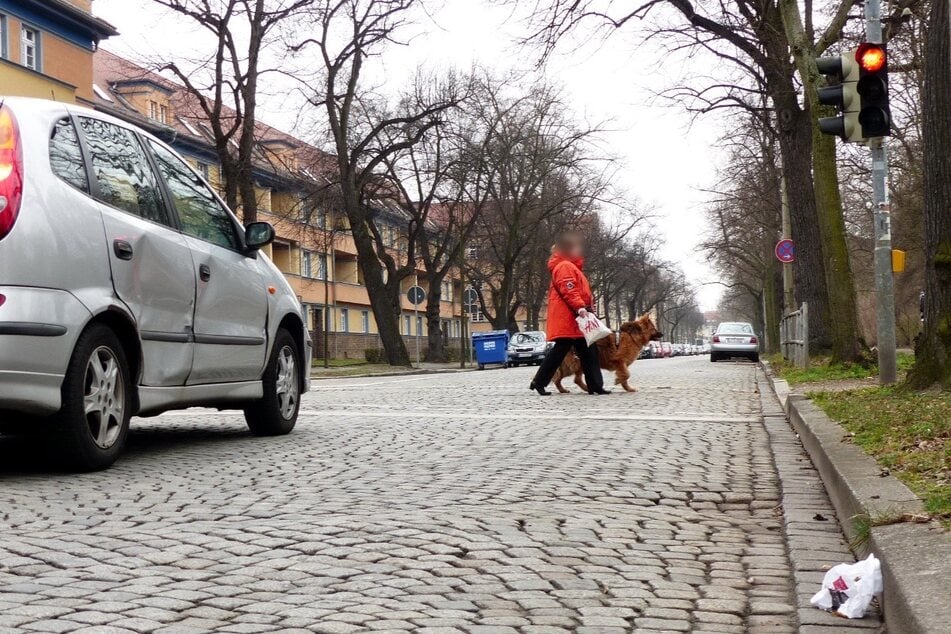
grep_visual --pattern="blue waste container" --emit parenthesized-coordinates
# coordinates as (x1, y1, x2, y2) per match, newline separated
(472, 330, 510, 369)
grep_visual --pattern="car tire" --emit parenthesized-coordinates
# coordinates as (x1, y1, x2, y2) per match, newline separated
(751, 353, 760, 363)
(710, 353, 718, 363)
(54, 323, 132, 471)
(245, 329, 301, 436)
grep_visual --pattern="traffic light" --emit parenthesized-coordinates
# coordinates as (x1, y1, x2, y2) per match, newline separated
(816, 48, 862, 142)
(855, 43, 891, 137)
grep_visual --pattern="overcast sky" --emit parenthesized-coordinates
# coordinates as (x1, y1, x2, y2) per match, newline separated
(94, 0, 727, 311)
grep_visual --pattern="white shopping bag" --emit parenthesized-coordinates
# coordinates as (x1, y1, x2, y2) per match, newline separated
(810, 553, 883, 619)
(576, 313, 612, 346)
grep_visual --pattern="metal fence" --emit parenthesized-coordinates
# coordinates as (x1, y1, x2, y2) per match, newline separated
(780, 302, 809, 368)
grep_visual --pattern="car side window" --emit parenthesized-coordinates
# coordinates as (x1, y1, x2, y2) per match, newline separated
(78, 117, 168, 225)
(49, 118, 88, 193)
(147, 140, 238, 250)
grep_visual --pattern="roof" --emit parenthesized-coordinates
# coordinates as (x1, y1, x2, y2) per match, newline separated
(17, 0, 118, 40)
(92, 50, 335, 186)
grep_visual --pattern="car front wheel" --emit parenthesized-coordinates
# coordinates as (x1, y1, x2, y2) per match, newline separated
(245, 329, 301, 436)
(55, 323, 132, 471)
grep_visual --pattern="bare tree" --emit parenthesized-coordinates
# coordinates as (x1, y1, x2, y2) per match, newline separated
(464, 82, 607, 332)
(152, 0, 311, 224)
(291, 0, 467, 366)
(511, 0, 893, 362)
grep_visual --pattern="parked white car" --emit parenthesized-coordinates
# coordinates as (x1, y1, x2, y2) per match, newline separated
(710, 322, 760, 362)
(0, 97, 311, 470)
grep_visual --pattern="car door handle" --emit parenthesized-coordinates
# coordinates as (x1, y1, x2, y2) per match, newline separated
(113, 239, 134, 261)
(199, 264, 211, 282)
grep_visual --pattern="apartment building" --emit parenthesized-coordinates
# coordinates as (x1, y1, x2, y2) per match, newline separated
(0, 0, 116, 103)
(92, 50, 468, 359)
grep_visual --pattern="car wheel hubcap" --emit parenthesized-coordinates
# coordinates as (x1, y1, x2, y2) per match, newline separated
(275, 345, 298, 420)
(83, 346, 124, 449)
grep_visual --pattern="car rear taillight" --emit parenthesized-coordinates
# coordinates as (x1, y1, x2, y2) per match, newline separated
(0, 294, 5, 308)
(0, 105, 23, 241)
(712, 335, 720, 343)
(750, 336, 758, 344)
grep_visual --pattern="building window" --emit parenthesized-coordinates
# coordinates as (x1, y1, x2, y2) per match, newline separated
(196, 161, 210, 181)
(21, 25, 39, 71)
(416, 316, 423, 335)
(301, 251, 313, 278)
(149, 101, 168, 124)
(361, 311, 370, 334)
(404, 315, 411, 335)
(441, 279, 452, 302)
(339, 308, 349, 333)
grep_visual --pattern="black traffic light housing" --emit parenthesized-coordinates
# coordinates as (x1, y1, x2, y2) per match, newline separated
(816, 49, 862, 142)
(855, 43, 891, 138)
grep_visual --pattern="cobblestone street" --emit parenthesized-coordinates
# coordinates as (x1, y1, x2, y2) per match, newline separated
(0, 358, 852, 633)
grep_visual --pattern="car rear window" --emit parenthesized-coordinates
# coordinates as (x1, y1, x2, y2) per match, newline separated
(719, 323, 753, 334)
(49, 118, 88, 193)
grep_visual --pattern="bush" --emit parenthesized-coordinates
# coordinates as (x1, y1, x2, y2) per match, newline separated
(364, 348, 385, 364)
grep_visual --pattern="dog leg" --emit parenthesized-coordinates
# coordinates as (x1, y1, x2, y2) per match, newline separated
(616, 366, 637, 393)
(553, 371, 570, 394)
(574, 372, 588, 393)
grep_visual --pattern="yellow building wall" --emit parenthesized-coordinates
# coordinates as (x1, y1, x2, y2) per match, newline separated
(0, 14, 94, 103)
(0, 59, 76, 101)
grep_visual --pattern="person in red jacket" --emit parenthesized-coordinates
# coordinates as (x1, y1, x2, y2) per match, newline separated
(530, 233, 609, 396)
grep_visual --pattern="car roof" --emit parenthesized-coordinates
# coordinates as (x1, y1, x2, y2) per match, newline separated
(2, 96, 167, 146)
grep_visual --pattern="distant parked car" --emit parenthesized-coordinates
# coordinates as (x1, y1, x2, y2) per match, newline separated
(659, 342, 673, 358)
(507, 331, 550, 366)
(710, 322, 760, 362)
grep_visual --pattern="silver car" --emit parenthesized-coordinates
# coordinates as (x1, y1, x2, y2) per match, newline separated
(0, 98, 311, 470)
(506, 331, 550, 366)
(710, 322, 760, 362)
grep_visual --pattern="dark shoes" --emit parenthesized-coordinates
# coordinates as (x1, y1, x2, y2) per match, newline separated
(529, 381, 552, 396)
(588, 388, 612, 395)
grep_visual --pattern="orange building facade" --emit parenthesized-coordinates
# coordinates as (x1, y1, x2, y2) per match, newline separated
(0, 0, 115, 103)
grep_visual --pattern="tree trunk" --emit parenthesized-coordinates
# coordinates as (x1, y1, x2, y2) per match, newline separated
(811, 122, 863, 362)
(778, 0, 863, 363)
(908, 0, 951, 388)
(343, 189, 411, 366)
(763, 262, 782, 354)
(424, 279, 447, 362)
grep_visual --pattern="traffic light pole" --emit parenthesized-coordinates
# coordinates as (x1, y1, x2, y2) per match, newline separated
(866, 0, 897, 384)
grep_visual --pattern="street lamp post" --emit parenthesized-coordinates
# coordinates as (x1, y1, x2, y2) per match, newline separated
(866, 0, 898, 385)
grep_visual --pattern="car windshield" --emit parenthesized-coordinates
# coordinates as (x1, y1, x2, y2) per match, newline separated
(512, 333, 544, 344)
(718, 323, 754, 335)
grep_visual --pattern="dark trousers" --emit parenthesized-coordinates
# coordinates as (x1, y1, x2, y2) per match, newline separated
(532, 337, 604, 392)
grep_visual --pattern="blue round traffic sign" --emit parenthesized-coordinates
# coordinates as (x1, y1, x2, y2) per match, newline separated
(407, 285, 426, 305)
(775, 239, 796, 263)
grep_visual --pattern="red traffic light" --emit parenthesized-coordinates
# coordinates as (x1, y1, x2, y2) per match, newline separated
(856, 43, 886, 72)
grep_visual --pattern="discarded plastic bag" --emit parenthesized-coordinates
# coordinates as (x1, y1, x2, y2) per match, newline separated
(576, 313, 612, 346)
(810, 553, 883, 619)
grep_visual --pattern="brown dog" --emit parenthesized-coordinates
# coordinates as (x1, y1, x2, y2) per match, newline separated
(553, 314, 663, 393)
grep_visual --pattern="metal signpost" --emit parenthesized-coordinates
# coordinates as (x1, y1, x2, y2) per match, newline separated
(407, 279, 426, 369)
(866, 0, 898, 385)
(780, 175, 795, 314)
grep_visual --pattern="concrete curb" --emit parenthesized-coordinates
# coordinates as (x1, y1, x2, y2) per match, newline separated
(762, 367, 951, 634)
(310, 367, 475, 381)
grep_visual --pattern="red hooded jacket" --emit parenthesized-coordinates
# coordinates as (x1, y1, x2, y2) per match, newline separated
(546, 252, 594, 340)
